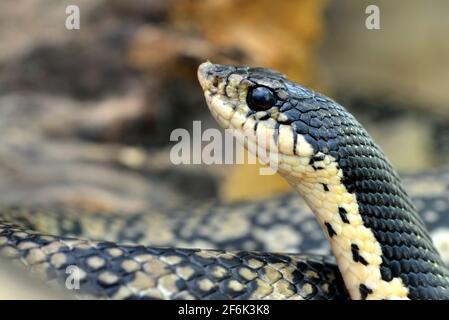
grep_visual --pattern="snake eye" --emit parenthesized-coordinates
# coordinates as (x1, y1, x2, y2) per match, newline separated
(247, 86, 276, 111)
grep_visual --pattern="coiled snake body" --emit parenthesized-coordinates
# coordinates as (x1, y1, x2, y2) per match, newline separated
(0, 62, 448, 300)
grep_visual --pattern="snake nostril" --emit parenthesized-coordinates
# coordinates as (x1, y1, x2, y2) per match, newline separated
(212, 77, 219, 88)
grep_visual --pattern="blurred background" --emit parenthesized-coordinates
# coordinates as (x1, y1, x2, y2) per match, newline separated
(0, 0, 448, 211)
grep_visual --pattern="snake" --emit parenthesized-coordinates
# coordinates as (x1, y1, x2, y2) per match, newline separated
(1, 61, 449, 300)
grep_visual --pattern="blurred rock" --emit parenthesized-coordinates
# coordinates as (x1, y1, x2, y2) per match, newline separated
(0, 31, 139, 100)
(0, 0, 102, 64)
(0, 93, 218, 211)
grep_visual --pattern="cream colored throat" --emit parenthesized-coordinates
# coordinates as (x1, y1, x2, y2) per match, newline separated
(284, 152, 409, 300)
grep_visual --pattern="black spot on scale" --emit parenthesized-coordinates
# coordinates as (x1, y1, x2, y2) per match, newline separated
(253, 121, 259, 132)
(273, 123, 280, 146)
(351, 244, 368, 265)
(338, 207, 350, 224)
(325, 222, 336, 237)
(359, 284, 373, 300)
(322, 183, 329, 192)
(309, 154, 326, 170)
(258, 113, 270, 121)
(292, 132, 297, 155)
(308, 154, 325, 166)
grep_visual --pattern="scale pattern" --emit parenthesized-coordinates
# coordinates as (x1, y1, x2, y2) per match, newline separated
(0, 219, 347, 300)
(278, 86, 449, 298)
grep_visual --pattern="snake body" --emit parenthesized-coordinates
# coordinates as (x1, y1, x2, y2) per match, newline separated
(0, 62, 448, 299)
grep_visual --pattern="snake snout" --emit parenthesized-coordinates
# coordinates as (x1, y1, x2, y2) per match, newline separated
(197, 62, 213, 90)
(197, 61, 236, 92)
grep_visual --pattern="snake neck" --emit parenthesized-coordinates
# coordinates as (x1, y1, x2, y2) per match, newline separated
(281, 144, 449, 300)
(197, 62, 449, 300)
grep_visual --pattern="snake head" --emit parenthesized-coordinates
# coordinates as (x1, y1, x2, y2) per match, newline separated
(198, 61, 351, 179)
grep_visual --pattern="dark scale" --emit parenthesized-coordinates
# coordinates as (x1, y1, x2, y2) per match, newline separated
(325, 222, 337, 237)
(273, 122, 280, 146)
(283, 87, 449, 299)
(351, 244, 368, 266)
(338, 207, 350, 224)
(0, 219, 351, 301)
(359, 284, 373, 300)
